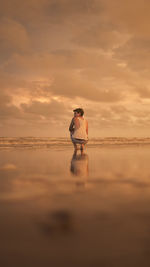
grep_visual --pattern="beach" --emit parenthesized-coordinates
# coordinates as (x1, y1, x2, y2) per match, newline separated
(1, 140, 150, 266)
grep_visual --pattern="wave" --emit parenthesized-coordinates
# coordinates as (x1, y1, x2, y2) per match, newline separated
(1, 137, 150, 148)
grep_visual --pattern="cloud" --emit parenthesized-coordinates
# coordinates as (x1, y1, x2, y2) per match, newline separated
(104, 0, 150, 37)
(0, 0, 102, 28)
(21, 99, 67, 118)
(50, 70, 123, 102)
(0, 104, 20, 119)
(3, 49, 114, 73)
(73, 21, 130, 51)
(0, 90, 22, 121)
(0, 18, 30, 60)
(1, 49, 129, 103)
(114, 38, 150, 71)
(1, 0, 150, 136)
(136, 87, 150, 99)
(45, 0, 102, 20)
(0, 0, 48, 24)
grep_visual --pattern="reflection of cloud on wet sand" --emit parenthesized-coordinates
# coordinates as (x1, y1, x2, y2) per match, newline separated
(2, 148, 150, 266)
(37, 210, 74, 237)
(0, 163, 17, 170)
(0, 175, 54, 201)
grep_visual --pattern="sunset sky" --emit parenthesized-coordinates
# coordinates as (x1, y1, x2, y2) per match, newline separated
(1, 0, 150, 137)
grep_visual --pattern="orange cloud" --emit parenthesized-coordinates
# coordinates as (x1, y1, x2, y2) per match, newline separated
(1, 0, 150, 136)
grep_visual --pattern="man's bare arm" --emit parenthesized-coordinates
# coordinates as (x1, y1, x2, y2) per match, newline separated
(69, 118, 74, 132)
(86, 120, 88, 135)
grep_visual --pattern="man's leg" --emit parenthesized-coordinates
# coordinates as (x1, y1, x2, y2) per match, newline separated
(80, 143, 84, 151)
(73, 142, 78, 151)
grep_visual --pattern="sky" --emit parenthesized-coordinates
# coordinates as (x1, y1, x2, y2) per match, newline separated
(1, 0, 150, 137)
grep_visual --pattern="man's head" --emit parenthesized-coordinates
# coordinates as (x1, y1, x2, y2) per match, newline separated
(73, 108, 84, 117)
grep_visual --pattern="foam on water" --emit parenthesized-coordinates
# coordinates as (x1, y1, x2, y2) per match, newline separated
(1, 137, 150, 148)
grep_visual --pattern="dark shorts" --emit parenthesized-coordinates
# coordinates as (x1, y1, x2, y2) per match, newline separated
(71, 136, 88, 144)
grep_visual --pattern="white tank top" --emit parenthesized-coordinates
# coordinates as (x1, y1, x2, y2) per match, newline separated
(72, 117, 88, 140)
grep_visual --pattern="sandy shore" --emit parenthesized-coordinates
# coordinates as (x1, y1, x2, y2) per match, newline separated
(1, 146, 150, 267)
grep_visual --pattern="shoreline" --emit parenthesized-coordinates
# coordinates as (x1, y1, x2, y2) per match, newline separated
(1, 142, 150, 150)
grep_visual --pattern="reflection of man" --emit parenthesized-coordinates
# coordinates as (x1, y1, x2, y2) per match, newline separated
(70, 151, 89, 178)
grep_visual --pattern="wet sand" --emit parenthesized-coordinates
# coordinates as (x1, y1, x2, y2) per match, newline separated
(1, 145, 150, 267)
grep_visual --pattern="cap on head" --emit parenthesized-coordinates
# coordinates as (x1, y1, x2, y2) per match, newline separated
(73, 108, 84, 116)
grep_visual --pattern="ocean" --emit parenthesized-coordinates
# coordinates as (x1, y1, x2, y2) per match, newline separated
(1, 136, 150, 148)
